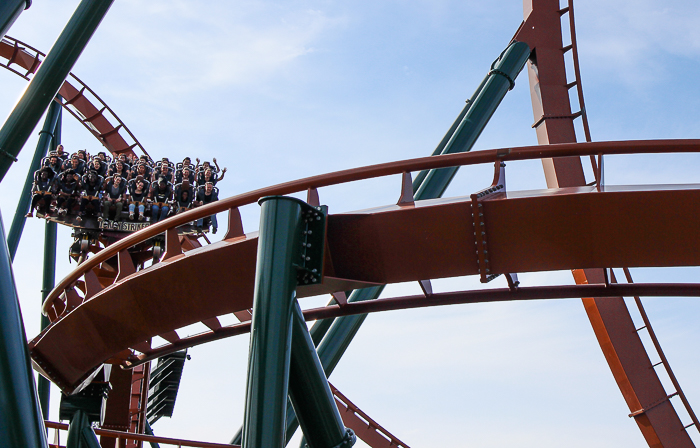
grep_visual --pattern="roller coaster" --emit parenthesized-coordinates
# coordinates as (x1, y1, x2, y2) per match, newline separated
(1, 1, 699, 448)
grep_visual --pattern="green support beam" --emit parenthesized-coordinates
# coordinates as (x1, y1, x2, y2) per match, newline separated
(411, 73, 490, 192)
(0, 0, 113, 182)
(242, 196, 306, 448)
(288, 301, 355, 448)
(0, 209, 48, 448)
(7, 97, 63, 260)
(0, 0, 31, 41)
(413, 41, 531, 200)
(38, 107, 61, 419)
(145, 420, 162, 448)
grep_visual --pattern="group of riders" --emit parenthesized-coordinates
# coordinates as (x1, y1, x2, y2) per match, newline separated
(28, 145, 226, 233)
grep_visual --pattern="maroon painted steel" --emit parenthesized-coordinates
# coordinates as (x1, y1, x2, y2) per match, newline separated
(0, 36, 148, 157)
(28, 179, 700, 392)
(122, 282, 700, 368)
(618, 268, 700, 433)
(330, 383, 410, 448)
(44, 421, 237, 448)
(518, 1, 695, 446)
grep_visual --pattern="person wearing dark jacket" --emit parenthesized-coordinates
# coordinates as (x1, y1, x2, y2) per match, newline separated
(54, 169, 81, 216)
(76, 171, 104, 223)
(149, 177, 173, 223)
(26, 167, 55, 217)
(194, 182, 219, 233)
(174, 181, 194, 213)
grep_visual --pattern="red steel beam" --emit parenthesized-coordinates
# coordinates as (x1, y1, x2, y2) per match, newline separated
(44, 421, 236, 448)
(28, 183, 700, 391)
(517, 1, 694, 446)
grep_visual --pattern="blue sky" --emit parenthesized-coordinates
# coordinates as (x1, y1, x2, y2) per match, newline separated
(2, 1, 700, 447)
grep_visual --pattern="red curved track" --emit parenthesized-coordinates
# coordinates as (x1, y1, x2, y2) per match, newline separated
(0, 35, 148, 158)
(29, 140, 700, 387)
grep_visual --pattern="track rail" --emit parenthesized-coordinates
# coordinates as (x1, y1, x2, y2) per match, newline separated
(28, 139, 700, 394)
(0, 35, 148, 157)
(38, 138, 700, 317)
(125, 282, 700, 368)
(45, 421, 236, 448)
(330, 383, 411, 448)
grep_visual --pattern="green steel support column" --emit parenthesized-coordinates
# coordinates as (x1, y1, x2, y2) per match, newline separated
(0, 209, 48, 448)
(66, 410, 87, 448)
(242, 196, 305, 448)
(0, 0, 30, 41)
(0, 0, 113, 182)
(412, 74, 489, 192)
(80, 424, 102, 448)
(414, 41, 531, 200)
(145, 420, 162, 448)
(281, 42, 532, 446)
(38, 105, 60, 419)
(288, 301, 355, 448)
(7, 97, 63, 259)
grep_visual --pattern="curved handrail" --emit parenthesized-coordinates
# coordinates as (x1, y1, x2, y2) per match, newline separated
(0, 35, 148, 157)
(42, 138, 700, 315)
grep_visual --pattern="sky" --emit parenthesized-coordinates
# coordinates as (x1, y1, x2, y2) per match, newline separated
(2, 0, 700, 447)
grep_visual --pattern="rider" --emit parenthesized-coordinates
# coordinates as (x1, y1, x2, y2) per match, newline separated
(174, 181, 194, 214)
(64, 154, 86, 177)
(127, 177, 149, 221)
(90, 157, 108, 177)
(54, 169, 81, 217)
(194, 182, 219, 233)
(46, 152, 63, 174)
(149, 177, 173, 223)
(76, 171, 104, 223)
(102, 175, 127, 222)
(26, 167, 56, 218)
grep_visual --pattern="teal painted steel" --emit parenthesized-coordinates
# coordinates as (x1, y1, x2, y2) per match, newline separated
(81, 425, 102, 448)
(0, 0, 30, 41)
(7, 97, 62, 260)
(145, 420, 162, 448)
(66, 410, 87, 448)
(38, 107, 60, 419)
(413, 41, 531, 200)
(242, 196, 305, 448)
(288, 301, 354, 448)
(412, 73, 490, 192)
(0, 0, 113, 182)
(0, 210, 48, 447)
